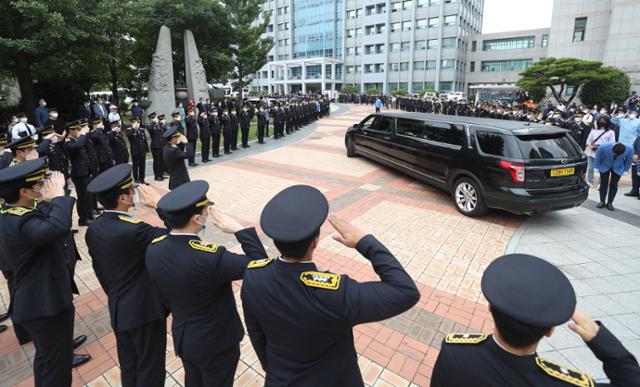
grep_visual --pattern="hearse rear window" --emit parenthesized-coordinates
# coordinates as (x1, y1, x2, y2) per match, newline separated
(476, 131, 518, 157)
(515, 133, 581, 160)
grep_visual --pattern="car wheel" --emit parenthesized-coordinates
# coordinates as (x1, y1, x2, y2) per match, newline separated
(452, 177, 488, 217)
(346, 136, 356, 157)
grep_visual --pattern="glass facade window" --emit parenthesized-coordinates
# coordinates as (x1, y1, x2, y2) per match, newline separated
(417, 0, 428, 8)
(444, 15, 457, 26)
(573, 17, 587, 42)
(470, 61, 475, 72)
(355, 27, 362, 37)
(355, 47, 361, 55)
(442, 37, 456, 48)
(429, 0, 441, 5)
(480, 59, 533, 72)
(400, 62, 409, 71)
(428, 17, 440, 28)
(346, 47, 355, 55)
(402, 22, 412, 31)
(364, 83, 383, 92)
(415, 40, 427, 50)
(425, 82, 435, 90)
(376, 24, 385, 34)
(482, 36, 535, 51)
(427, 39, 438, 49)
(391, 2, 401, 12)
(389, 63, 399, 72)
(347, 10, 356, 19)
(426, 60, 436, 69)
(388, 83, 399, 91)
(441, 59, 455, 69)
(401, 42, 410, 51)
(364, 64, 374, 73)
(414, 61, 425, 70)
(390, 43, 401, 52)
(402, 0, 412, 10)
(346, 29, 354, 38)
(439, 81, 453, 91)
(416, 19, 427, 29)
(471, 40, 477, 51)
(399, 82, 408, 90)
(292, 0, 343, 59)
(391, 22, 401, 32)
(413, 82, 424, 92)
(375, 63, 384, 73)
(541, 34, 549, 47)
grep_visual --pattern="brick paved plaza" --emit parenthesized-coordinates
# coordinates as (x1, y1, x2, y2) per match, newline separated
(1, 104, 639, 386)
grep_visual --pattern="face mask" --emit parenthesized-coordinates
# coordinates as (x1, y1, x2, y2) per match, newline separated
(20, 117, 28, 123)
(26, 186, 44, 203)
(51, 113, 58, 119)
(195, 215, 207, 235)
(42, 102, 47, 107)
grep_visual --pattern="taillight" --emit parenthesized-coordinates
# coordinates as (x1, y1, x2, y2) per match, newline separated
(499, 160, 526, 183)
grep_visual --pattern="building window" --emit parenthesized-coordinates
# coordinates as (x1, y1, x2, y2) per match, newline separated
(356, 28, 363, 37)
(416, 19, 428, 29)
(402, 0, 412, 10)
(442, 37, 456, 48)
(414, 61, 425, 70)
(389, 63, 399, 72)
(391, 2, 401, 12)
(426, 60, 437, 70)
(565, 85, 576, 96)
(365, 5, 375, 15)
(268, 55, 274, 61)
(376, 24, 385, 34)
(402, 22, 412, 31)
(428, 17, 440, 28)
(391, 22, 401, 32)
(482, 36, 535, 51)
(470, 61, 475, 72)
(413, 82, 425, 92)
(346, 29, 354, 38)
(401, 42, 410, 51)
(415, 40, 427, 50)
(444, 15, 457, 26)
(266, 24, 274, 33)
(400, 62, 409, 71)
(541, 34, 549, 47)
(480, 59, 533, 72)
(365, 45, 375, 55)
(356, 8, 363, 18)
(471, 40, 477, 52)
(355, 47, 362, 55)
(417, 0, 428, 8)
(427, 39, 438, 49)
(347, 10, 356, 19)
(573, 17, 587, 42)
(439, 81, 453, 91)
(390, 43, 401, 53)
(375, 64, 385, 73)
(429, 0, 441, 5)
(441, 59, 455, 69)
(425, 81, 435, 89)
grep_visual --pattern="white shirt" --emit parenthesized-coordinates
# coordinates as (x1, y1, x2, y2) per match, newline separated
(11, 122, 37, 141)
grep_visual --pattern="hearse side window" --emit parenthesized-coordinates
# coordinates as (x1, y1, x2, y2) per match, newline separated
(424, 122, 464, 146)
(396, 118, 425, 138)
(476, 131, 507, 156)
(375, 117, 395, 133)
(360, 115, 377, 129)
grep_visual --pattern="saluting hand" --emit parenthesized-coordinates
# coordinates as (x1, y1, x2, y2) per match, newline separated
(41, 171, 65, 201)
(209, 207, 244, 233)
(328, 213, 366, 248)
(25, 150, 39, 161)
(569, 310, 600, 342)
(137, 185, 161, 209)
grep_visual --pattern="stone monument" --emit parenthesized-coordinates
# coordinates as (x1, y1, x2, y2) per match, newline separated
(147, 26, 176, 119)
(184, 29, 209, 103)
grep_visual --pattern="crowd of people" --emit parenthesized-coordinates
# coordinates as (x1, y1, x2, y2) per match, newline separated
(0, 95, 330, 225)
(340, 91, 640, 210)
(0, 91, 639, 387)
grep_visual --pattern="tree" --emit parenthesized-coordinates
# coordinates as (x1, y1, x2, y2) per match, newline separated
(223, 0, 274, 102)
(341, 86, 359, 94)
(367, 87, 381, 95)
(517, 58, 611, 106)
(579, 67, 630, 107)
(0, 1, 98, 117)
(391, 88, 407, 96)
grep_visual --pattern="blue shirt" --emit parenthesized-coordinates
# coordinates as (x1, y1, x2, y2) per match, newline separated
(34, 106, 49, 128)
(375, 99, 382, 108)
(595, 143, 633, 175)
(611, 117, 640, 146)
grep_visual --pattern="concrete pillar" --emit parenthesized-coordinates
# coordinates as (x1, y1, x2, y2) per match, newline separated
(184, 29, 209, 102)
(147, 26, 176, 119)
(321, 59, 326, 93)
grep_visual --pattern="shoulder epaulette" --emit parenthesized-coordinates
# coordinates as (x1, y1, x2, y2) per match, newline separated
(151, 235, 167, 244)
(188, 239, 219, 253)
(247, 258, 273, 269)
(1, 207, 34, 216)
(444, 333, 488, 344)
(536, 357, 594, 387)
(118, 214, 142, 224)
(300, 271, 341, 290)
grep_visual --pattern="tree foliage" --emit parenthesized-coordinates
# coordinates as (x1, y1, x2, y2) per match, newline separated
(579, 67, 630, 107)
(517, 58, 615, 106)
(341, 86, 359, 94)
(223, 0, 274, 101)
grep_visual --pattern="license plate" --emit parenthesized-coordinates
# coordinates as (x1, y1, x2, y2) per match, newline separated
(550, 167, 575, 177)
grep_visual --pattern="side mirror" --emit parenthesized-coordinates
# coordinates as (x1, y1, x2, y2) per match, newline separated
(353, 123, 361, 129)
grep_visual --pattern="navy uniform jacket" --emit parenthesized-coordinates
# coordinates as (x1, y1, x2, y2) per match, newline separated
(198, 116, 210, 140)
(431, 325, 640, 387)
(239, 110, 250, 130)
(91, 127, 113, 164)
(208, 115, 221, 135)
(108, 131, 130, 164)
(145, 228, 267, 360)
(126, 127, 149, 156)
(185, 116, 198, 142)
(241, 235, 420, 386)
(0, 197, 77, 323)
(64, 135, 91, 178)
(162, 143, 192, 190)
(0, 152, 12, 170)
(37, 140, 69, 179)
(147, 123, 165, 150)
(85, 211, 168, 332)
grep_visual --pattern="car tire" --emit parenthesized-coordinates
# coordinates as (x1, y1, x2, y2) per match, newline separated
(452, 177, 488, 217)
(346, 136, 357, 157)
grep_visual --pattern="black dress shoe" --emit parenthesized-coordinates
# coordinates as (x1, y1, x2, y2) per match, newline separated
(72, 354, 91, 368)
(213, 154, 220, 158)
(0, 325, 7, 333)
(73, 335, 87, 349)
(224, 151, 231, 155)
(606, 203, 615, 211)
(0, 312, 9, 323)
(245, 144, 251, 148)
(624, 192, 640, 197)
(597, 202, 605, 208)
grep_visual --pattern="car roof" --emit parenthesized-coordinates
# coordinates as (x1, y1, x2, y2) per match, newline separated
(373, 112, 568, 134)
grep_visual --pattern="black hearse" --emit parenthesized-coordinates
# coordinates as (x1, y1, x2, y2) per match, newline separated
(345, 112, 589, 217)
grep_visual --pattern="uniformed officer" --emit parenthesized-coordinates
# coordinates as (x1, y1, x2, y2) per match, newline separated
(6, 135, 39, 167)
(229, 109, 239, 151)
(170, 111, 185, 134)
(185, 107, 199, 166)
(431, 254, 640, 387)
(146, 112, 165, 181)
(63, 120, 92, 226)
(90, 118, 113, 173)
(86, 164, 169, 387)
(0, 160, 91, 387)
(108, 121, 130, 165)
(157, 114, 169, 177)
(145, 180, 268, 387)
(0, 132, 11, 170)
(208, 110, 221, 158)
(241, 185, 420, 386)
(256, 106, 267, 144)
(162, 127, 192, 190)
(239, 105, 251, 148)
(36, 123, 70, 194)
(220, 110, 232, 155)
(198, 110, 211, 163)
(126, 117, 149, 184)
